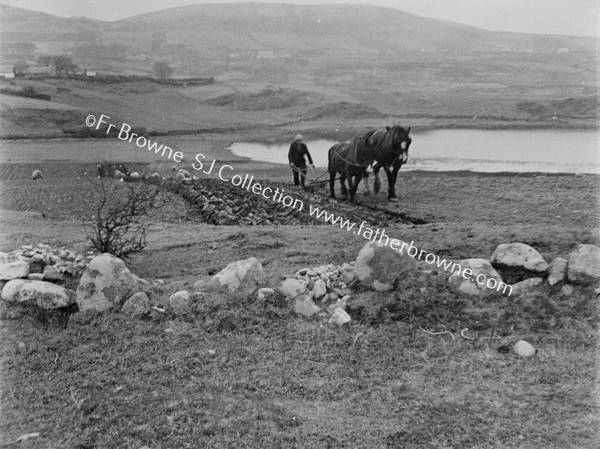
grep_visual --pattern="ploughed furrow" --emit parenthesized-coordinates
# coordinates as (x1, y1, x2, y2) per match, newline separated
(151, 177, 425, 226)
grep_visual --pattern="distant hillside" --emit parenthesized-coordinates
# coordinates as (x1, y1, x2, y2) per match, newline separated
(0, 3, 595, 66)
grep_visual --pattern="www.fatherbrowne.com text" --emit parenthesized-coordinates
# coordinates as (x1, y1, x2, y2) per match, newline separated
(85, 114, 511, 296)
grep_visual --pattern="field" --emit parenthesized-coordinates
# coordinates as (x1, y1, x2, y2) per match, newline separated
(0, 5, 598, 442)
(0, 126, 598, 447)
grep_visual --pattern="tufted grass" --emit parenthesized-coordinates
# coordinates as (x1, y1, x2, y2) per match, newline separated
(0, 281, 597, 449)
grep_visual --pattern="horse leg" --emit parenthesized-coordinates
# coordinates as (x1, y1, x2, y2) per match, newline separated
(388, 163, 401, 201)
(373, 162, 382, 194)
(363, 166, 372, 195)
(329, 170, 336, 198)
(349, 173, 363, 203)
(339, 174, 348, 200)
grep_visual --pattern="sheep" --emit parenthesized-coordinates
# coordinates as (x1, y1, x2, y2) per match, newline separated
(175, 172, 187, 181)
(177, 169, 191, 178)
(151, 172, 161, 179)
(113, 169, 126, 179)
(130, 172, 141, 179)
(31, 169, 44, 180)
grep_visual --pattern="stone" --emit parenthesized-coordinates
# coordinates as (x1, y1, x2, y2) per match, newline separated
(27, 273, 45, 281)
(293, 294, 321, 317)
(491, 243, 549, 273)
(207, 257, 266, 297)
(341, 270, 355, 284)
(121, 292, 150, 317)
(312, 279, 327, 299)
(75, 253, 139, 312)
(547, 257, 568, 286)
(280, 278, 307, 299)
(328, 308, 351, 325)
(256, 287, 275, 300)
(355, 240, 416, 291)
(326, 296, 350, 314)
(0, 261, 30, 281)
(561, 284, 574, 297)
(514, 340, 536, 357)
(2, 279, 75, 309)
(43, 266, 64, 282)
(447, 258, 507, 297)
(511, 277, 544, 297)
(0, 252, 8, 264)
(313, 265, 329, 275)
(193, 279, 208, 291)
(169, 290, 191, 315)
(567, 244, 600, 285)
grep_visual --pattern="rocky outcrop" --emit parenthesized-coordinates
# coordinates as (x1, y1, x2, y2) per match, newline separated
(567, 244, 600, 285)
(491, 243, 548, 283)
(207, 257, 266, 297)
(448, 258, 506, 297)
(354, 241, 416, 291)
(2, 279, 75, 309)
(76, 253, 139, 312)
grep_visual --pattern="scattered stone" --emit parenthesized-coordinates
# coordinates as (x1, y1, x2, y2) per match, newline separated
(43, 266, 64, 282)
(121, 292, 150, 317)
(207, 257, 266, 297)
(207, 349, 217, 358)
(312, 279, 327, 299)
(354, 240, 416, 291)
(0, 261, 30, 281)
(567, 244, 600, 285)
(497, 344, 510, 354)
(280, 278, 307, 299)
(326, 296, 349, 314)
(561, 284, 574, 297)
(17, 342, 26, 353)
(193, 279, 208, 291)
(447, 258, 505, 297)
(513, 340, 536, 357)
(511, 277, 544, 297)
(293, 294, 321, 317)
(328, 308, 351, 325)
(256, 287, 275, 300)
(547, 257, 568, 286)
(2, 279, 75, 309)
(169, 290, 191, 315)
(76, 253, 139, 312)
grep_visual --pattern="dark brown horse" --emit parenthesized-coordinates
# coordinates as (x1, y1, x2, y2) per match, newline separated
(328, 130, 376, 202)
(364, 125, 412, 201)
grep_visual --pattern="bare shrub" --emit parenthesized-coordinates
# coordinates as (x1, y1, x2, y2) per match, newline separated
(84, 177, 165, 258)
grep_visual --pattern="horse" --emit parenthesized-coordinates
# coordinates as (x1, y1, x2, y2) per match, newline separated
(328, 130, 376, 202)
(364, 125, 412, 201)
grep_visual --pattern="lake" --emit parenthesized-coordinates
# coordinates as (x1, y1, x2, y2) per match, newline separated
(229, 129, 599, 174)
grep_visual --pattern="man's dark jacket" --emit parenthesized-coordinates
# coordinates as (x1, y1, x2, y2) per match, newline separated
(288, 141, 313, 167)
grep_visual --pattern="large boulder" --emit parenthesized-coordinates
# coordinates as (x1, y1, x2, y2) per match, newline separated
(448, 258, 507, 297)
(207, 257, 266, 297)
(2, 279, 75, 309)
(491, 243, 548, 283)
(0, 261, 30, 281)
(76, 253, 139, 312)
(354, 240, 416, 291)
(567, 244, 600, 285)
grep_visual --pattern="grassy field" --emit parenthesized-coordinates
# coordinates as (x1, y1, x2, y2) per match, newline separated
(0, 139, 598, 448)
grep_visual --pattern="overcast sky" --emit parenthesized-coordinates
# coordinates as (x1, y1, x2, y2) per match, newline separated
(1, 0, 597, 37)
